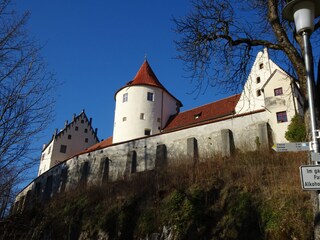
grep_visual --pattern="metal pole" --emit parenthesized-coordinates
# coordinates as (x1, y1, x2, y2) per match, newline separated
(302, 31, 319, 154)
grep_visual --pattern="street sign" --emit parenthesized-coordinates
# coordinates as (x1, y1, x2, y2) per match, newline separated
(272, 142, 310, 152)
(300, 165, 320, 190)
(311, 152, 320, 162)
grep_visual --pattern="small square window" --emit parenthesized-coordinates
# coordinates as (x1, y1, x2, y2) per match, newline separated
(68, 134, 72, 139)
(157, 117, 161, 122)
(84, 128, 88, 133)
(60, 145, 67, 153)
(147, 92, 154, 101)
(256, 90, 261, 97)
(144, 129, 151, 136)
(81, 120, 84, 123)
(123, 93, 128, 102)
(75, 126, 79, 131)
(123, 117, 127, 121)
(256, 77, 261, 83)
(274, 87, 283, 96)
(259, 63, 264, 69)
(140, 113, 145, 120)
(276, 111, 288, 123)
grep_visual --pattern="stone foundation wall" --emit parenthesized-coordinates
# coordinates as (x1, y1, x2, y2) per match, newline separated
(13, 111, 271, 213)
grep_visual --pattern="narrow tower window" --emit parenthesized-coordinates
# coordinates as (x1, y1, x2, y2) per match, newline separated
(140, 113, 145, 120)
(123, 93, 128, 102)
(256, 77, 261, 83)
(147, 92, 154, 101)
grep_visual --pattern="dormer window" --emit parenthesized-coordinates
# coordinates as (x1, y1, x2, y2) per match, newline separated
(194, 112, 202, 119)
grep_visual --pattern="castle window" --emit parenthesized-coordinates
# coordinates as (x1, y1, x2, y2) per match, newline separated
(147, 92, 154, 101)
(84, 128, 88, 133)
(157, 117, 161, 122)
(256, 90, 261, 97)
(75, 126, 79, 131)
(48, 146, 51, 154)
(60, 145, 67, 153)
(259, 63, 264, 69)
(123, 93, 128, 102)
(81, 120, 84, 123)
(85, 138, 88, 143)
(123, 117, 127, 121)
(68, 134, 72, 139)
(144, 129, 151, 136)
(140, 113, 145, 120)
(41, 153, 45, 161)
(276, 111, 288, 123)
(256, 77, 261, 83)
(274, 87, 283, 96)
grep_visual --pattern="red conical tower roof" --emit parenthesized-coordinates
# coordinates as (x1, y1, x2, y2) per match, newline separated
(129, 60, 166, 89)
(115, 60, 182, 107)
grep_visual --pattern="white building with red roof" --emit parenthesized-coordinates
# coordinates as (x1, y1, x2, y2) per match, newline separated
(113, 60, 182, 143)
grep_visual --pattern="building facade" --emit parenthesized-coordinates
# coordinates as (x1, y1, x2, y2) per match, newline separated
(13, 49, 304, 212)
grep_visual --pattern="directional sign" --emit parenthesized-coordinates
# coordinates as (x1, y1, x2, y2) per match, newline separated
(300, 165, 320, 190)
(272, 142, 310, 152)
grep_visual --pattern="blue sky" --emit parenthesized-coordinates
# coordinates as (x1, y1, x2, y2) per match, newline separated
(15, 1, 234, 178)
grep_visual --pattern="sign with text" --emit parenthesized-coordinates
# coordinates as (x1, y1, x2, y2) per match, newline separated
(300, 165, 320, 190)
(272, 142, 310, 152)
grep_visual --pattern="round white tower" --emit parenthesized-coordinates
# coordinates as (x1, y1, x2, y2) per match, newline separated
(112, 60, 182, 144)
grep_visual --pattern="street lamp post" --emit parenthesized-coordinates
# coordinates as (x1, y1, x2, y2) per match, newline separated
(283, 0, 320, 154)
(283, 0, 320, 238)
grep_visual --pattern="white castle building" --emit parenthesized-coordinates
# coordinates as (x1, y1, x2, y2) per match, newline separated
(14, 48, 303, 211)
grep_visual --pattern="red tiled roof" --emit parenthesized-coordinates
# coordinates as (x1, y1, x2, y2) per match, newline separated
(128, 60, 166, 89)
(115, 60, 182, 106)
(81, 136, 113, 154)
(163, 94, 241, 131)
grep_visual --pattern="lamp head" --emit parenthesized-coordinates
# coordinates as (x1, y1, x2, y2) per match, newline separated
(283, 0, 320, 34)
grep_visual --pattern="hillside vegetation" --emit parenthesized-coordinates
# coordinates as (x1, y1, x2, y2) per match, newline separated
(0, 151, 313, 239)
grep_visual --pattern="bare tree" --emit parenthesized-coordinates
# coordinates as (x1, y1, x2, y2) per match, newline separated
(173, 0, 319, 96)
(0, 0, 55, 217)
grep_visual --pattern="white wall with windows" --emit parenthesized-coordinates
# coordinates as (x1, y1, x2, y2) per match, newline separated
(113, 85, 180, 143)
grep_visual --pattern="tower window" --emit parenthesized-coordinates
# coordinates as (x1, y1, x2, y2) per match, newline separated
(157, 117, 161, 122)
(85, 138, 88, 143)
(147, 92, 154, 101)
(68, 134, 72, 139)
(274, 87, 283, 96)
(123, 93, 128, 102)
(75, 126, 79, 131)
(144, 129, 151, 136)
(140, 113, 145, 120)
(84, 128, 88, 133)
(60, 145, 67, 153)
(276, 111, 288, 123)
(123, 117, 127, 121)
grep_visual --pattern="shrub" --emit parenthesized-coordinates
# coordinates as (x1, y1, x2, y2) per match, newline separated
(285, 115, 306, 142)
